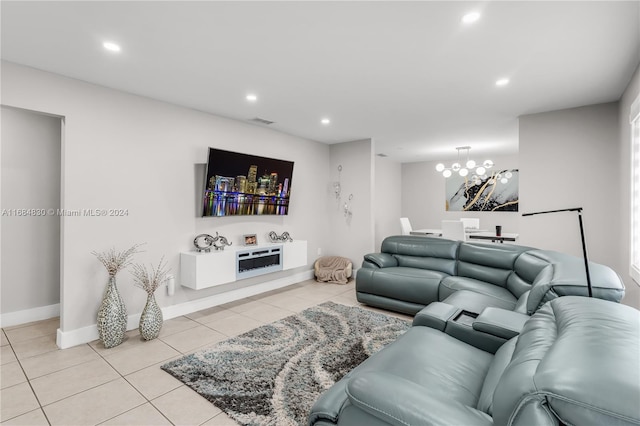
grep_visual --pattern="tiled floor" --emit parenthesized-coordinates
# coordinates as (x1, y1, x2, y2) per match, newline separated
(1, 279, 408, 425)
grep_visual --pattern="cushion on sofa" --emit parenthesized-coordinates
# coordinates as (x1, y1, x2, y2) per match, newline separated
(506, 252, 553, 297)
(439, 276, 518, 306)
(458, 243, 529, 270)
(343, 373, 494, 426)
(381, 236, 459, 275)
(308, 325, 493, 426)
(381, 235, 459, 259)
(393, 254, 457, 275)
(356, 267, 445, 306)
(456, 244, 530, 287)
(358, 327, 493, 404)
(442, 290, 517, 313)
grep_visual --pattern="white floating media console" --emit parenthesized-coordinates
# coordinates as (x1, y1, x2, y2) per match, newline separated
(180, 240, 307, 290)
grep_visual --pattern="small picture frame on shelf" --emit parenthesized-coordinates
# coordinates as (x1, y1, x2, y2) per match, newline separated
(243, 234, 258, 246)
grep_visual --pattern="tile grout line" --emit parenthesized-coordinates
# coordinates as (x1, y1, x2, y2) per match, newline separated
(90, 336, 174, 425)
(2, 342, 52, 424)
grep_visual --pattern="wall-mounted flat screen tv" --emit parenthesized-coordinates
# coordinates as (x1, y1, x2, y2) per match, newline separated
(202, 148, 294, 217)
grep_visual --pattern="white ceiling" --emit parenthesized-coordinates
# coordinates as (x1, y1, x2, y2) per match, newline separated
(1, 1, 639, 162)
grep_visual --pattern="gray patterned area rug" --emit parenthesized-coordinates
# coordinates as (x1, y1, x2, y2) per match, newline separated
(161, 301, 410, 426)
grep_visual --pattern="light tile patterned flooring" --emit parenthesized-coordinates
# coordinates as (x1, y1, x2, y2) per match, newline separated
(0, 279, 410, 425)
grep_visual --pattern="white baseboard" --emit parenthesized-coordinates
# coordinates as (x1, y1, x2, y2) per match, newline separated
(56, 270, 314, 349)
(57, 324, 98, 349)
(162, 269, 314, 320)
(0, 303, 60, 328)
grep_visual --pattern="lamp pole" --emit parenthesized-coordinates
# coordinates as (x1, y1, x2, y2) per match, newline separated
(522, 207, 592, 297)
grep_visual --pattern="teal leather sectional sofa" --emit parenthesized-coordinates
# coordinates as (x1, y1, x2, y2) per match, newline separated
(356, 236, 625, 316)
(308, 296, 640, 425)
(307, 236, 637, 425)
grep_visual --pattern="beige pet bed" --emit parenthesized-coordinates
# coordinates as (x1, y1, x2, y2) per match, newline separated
(314, 256, 353, 284)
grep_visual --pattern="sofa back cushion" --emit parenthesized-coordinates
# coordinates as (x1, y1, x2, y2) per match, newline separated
(491, 297, 640, 426)
(506, 252, 553, 298)
(457, 243, 529, 287)
(381, 236, 459, 275)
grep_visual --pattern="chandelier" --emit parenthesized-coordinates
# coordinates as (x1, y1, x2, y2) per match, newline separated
(435, 146, 512, 185)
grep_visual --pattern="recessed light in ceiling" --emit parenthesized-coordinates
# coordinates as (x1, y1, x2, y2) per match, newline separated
(246, 94, 258, 102)
(495, 78, 510, 87)
(103, 42, 121, 52)
(461, 12, 480, 24)
(321, 118, 331, 125)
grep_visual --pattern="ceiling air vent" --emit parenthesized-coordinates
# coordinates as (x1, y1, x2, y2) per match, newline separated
(249, 117, 275, 125)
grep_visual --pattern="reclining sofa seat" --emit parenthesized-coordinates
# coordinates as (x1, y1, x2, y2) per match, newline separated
(308, 296, 640, 426)
(356, 236, 624, 316)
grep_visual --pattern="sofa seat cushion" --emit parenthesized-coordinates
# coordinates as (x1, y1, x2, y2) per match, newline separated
(364, 327, 493, 404)
(440, 276, 517, 306)
(356, 267, 448, 306)
(442, 290, 517, 314)
(309, 325, 494, 425)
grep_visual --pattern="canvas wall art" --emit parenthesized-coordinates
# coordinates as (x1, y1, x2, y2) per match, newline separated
(446, 169, 519, 212)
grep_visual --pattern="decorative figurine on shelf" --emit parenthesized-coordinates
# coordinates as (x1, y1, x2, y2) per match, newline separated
(268, 231, 294, 243)
(212, 233, 232, 251)
(193, 232, 232, 252)
(193, 234, 215, 252)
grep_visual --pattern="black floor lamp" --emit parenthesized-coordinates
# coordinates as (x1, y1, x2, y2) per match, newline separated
(522, 207, 593, 297)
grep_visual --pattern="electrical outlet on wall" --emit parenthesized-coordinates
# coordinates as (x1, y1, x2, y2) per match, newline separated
(317, 247, 323, 256)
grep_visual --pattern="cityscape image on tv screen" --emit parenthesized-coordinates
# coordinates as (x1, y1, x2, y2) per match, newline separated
(202, 148, 295, 216)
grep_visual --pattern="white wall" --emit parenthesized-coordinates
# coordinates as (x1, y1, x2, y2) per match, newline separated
(374, 156, 402, 251)
(1, 61, 331, 340)
(327, 139, 375, 269)
(1, 106, 61, 316)
(401, 154, 520, 234)
(618, 63, 640, 308)
(518, 103, 621, 283)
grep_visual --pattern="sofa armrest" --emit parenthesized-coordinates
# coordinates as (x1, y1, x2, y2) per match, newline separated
(413, 305, 514, 354)
(472, 307, 528, 340)
(412, 302, 460, 331)
(345, 372, 493, 426)
(525, 252, 625, 314)
(363, 253, 397, 269)
(308, 376, 350, 425)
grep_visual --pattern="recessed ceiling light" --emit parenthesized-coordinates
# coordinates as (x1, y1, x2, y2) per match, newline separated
(495, 78, 510, 87)
(246, 94, 258, 102)
(321, 118, 331, 125)
(103, 42, 121, 52)
(462, 12, 480, 24)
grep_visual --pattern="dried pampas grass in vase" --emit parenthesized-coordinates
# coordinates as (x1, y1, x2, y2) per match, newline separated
(92, 243, 143, 349)
(132, 257, 169, 340)
(92, 244, 142, 278)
